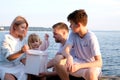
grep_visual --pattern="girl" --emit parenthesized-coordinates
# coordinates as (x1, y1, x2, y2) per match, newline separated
(28, 33, 49, 51)
(27, 33, 49, 80)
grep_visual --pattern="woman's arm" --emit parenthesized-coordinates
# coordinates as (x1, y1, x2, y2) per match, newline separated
(7, 44, 29, 61)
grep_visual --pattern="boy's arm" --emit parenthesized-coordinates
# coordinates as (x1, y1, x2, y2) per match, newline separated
(62, 44, 74, 70)
(79, 55, 102, 68)
(70, 55, 102, 72)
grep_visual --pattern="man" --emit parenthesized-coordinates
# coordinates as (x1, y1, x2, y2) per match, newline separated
(30, 22, 69, 80)
(39, 22, 70, 80)
(54, 9, 102, 80)
(38, 22, 84, 80)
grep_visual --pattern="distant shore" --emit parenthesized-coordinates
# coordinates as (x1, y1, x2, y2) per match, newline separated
(0, 26, 52, 31)
(1, 26, 120, 32)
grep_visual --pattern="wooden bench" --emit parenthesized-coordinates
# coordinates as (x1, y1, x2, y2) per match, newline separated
(28, 74, 120, 80)
(28, 75, 85, 80)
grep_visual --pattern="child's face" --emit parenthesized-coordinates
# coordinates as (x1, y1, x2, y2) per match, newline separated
(69, 20, 80, 33)
(31, 39, 40, 49)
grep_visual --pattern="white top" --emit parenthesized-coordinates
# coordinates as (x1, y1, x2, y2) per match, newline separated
(0, 33, 27, 80)
(0, 34, 26, 63)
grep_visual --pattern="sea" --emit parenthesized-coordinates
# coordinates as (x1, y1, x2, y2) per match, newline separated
(0, 30, 120, 76)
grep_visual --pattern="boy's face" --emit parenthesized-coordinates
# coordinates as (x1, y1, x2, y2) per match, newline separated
(69, 20, 80, 33)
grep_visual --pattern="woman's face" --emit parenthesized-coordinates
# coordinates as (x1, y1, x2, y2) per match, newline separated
(15, 23, 27, 38)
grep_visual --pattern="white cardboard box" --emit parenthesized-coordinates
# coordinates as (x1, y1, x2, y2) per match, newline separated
(25, 50, 48, 75)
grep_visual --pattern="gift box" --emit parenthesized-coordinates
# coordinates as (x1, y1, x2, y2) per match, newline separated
(25, 50, 48, 75)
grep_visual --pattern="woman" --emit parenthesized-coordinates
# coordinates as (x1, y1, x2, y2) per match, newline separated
(0, 16, 29, 80)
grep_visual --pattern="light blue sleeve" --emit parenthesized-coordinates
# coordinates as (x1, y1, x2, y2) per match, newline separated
(0, 35, 10, 62)
(90, 33, 101, 56)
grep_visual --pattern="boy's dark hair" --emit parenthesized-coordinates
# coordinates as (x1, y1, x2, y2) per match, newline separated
(52, 22, 69, 32)
(67, 9, 88, 26)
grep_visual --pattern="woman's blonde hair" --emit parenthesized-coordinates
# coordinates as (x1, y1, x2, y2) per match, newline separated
(10, 16, 28, 40)
(28, 33, 42, 49)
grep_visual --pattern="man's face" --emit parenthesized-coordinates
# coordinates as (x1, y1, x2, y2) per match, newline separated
(53, 28, 63, 43)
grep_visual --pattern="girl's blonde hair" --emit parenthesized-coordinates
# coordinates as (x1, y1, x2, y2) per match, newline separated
(10, 16, 28, 40)
(28, 33, 42, 49)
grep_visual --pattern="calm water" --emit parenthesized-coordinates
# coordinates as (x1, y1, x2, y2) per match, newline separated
(0, 30, 120, 76)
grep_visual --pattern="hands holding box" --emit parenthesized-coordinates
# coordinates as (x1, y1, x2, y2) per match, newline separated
(25, 50, 48, 75)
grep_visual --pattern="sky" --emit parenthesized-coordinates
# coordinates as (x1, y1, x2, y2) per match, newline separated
(0, 0, 120, 31)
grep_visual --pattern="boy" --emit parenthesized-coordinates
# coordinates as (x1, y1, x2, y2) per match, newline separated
(54, 9, 102, 80)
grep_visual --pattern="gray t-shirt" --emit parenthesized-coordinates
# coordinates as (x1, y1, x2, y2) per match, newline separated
(66, 31, 101, 62)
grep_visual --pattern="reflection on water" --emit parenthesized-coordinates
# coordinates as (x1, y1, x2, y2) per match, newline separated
(0, 31, 120, 76)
